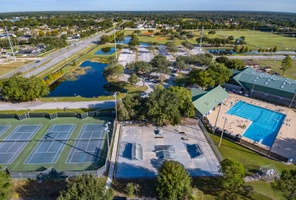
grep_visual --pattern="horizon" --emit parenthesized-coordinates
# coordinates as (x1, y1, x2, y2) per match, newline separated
(1, 0, 295, 13)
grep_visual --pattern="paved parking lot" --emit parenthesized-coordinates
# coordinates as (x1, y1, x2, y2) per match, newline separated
(118, 48, 136, 67)
(138, 46, 154, 62)
(116, 125, 221, 178)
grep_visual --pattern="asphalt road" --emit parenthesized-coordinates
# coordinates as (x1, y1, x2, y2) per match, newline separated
(1, 29, 114, 79)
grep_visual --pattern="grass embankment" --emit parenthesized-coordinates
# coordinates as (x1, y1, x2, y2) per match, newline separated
(107, 78, 148, 93)
(0, 108, 100, 115)
(0, 60, 33, 77)
(256, 60, 296, 80)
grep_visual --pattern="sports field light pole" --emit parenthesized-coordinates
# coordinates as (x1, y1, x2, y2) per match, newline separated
(289, 89, 296, 108)
(218, 116, 228, 147)
(114, 92, 118, 121)
(113, 19, 118, 60)
(212, 100, 222, 133)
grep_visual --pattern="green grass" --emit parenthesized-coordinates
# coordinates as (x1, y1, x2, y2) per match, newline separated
(0, 116, 113, 172)
(203, 133, 296, 200)
(107, 78, 148, 93)
(39, 95, 115, 102)
(256, 60, 296, 80)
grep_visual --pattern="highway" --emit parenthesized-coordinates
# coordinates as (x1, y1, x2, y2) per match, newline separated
(0, 29, 114, 78)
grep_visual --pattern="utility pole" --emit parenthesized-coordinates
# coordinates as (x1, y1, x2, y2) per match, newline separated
(5, 26, 16, 61)
(113, 19, 117, 60)
(199, 26, 204, 51)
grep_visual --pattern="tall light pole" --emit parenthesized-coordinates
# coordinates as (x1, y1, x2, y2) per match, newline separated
(114, 92, 118, 121)
(212, 101, 222, 133)
(218, 117, 228, 147)
(5, 26, 16, 61)
(113, 19, 118, 60)
(289, 89, 296, 108)
(199, 26, 204, 51)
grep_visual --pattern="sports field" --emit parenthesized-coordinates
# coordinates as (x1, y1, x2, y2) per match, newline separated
(124, 29, 295, 50)
(0, 116, 113, 172)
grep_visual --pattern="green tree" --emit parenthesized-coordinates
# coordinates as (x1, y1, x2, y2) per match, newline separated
(233, 46, 241, 53)
(189, 187, 204, 200)
(219, 158, 245, 193)
(165, 42, 178, 53)
(145, 86, 181, 125)
(125, 182, 140, 197)
(272, 169, 296, 200)
(2, 76, 49, 102)
(168, 86, 195, 117)
(103, 64, 124, 79)
(129, 46, 138, 54)
(228, 36, 234, 40)
(0, 166, 12, 200)
(128, 35, 140, 47)
(225, 59, 245, 70)
(157, 160, 192, 200)
(189, 70, 215, 90)
(120, 93, 142, 120)
(116, 44, 124, 50)
(239, 46, 245, 53)
(175, 60, 188, 70)
(128, 73, 139, 86)
(273, 46, 278, 52)
(57, 174, 113, 200)
(134, 61, 152, 74)
(150, 55, 171, 74)
(207, 63, 232, 86)
(117, 100, 130, 121)
(280, 55, 292, 75)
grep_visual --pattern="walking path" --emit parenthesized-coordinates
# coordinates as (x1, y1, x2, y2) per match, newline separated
(0, 100, 115, 111)
(106, 123, 121, 189)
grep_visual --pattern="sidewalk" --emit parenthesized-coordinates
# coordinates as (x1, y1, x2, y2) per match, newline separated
(0, 100, 115, 111)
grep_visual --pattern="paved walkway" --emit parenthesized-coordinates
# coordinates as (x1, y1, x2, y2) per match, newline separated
(0, 100, 115, 111)
(106, 123, 121, 189)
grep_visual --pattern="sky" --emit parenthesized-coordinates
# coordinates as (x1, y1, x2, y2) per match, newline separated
(0, 0, 295, 13)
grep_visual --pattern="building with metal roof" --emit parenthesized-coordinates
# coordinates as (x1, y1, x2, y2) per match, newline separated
(192, 85, 229, 117)
(226, 67, 296, 107)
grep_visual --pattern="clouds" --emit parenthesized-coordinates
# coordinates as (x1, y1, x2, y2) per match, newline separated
(0, 0, 295, 13)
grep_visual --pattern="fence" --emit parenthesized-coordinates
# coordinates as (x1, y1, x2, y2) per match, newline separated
(6, 167, 106, 180)
(0, 110, 115, 121)
(198, 120, 224, 162)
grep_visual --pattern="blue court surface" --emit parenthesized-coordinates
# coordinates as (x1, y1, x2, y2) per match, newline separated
(66, 124, 107, 163)
(227, 101, 285, 147)
(0, 125, 41, 164)
(25, 124, 76, 164)
(0, 125, 10, 136)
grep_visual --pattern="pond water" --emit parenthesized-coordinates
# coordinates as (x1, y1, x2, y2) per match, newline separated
(207, 49, 236, 55)
(47, 61, 125, 98)
(95, 47, 115, 55)
(117, 36, 150, 47)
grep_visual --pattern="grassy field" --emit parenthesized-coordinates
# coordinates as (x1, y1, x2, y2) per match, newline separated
(0, 59, 33, 77)
(255, 59, 296, 79)
(185, 29, 296, 51)
(0, 116, 113, 172)
(124, 29, 295, 50)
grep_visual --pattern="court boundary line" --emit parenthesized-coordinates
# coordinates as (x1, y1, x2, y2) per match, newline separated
(24, 124, 76, 164)
(0, 125, 42, 164)
(0, 125, 11, 136)
(66, 124, 107, 164)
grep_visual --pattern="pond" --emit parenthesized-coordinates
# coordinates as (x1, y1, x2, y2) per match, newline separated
(116, 36, 150, 47)
(207, 49, 236, 55)
(95, 47, 115, 55)
(47, 61, 125, 98)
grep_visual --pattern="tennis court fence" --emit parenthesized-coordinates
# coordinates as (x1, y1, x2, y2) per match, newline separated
(4, 166, 107, 180)
(0, 111, 115, 121)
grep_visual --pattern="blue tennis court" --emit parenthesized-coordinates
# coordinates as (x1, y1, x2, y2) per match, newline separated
(0, 125, 41, 164)
(25, 124, 76, 164)
(227, 101, 285, 147)
(66, 124, 108, 163)
(0, 125, 10, 136)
